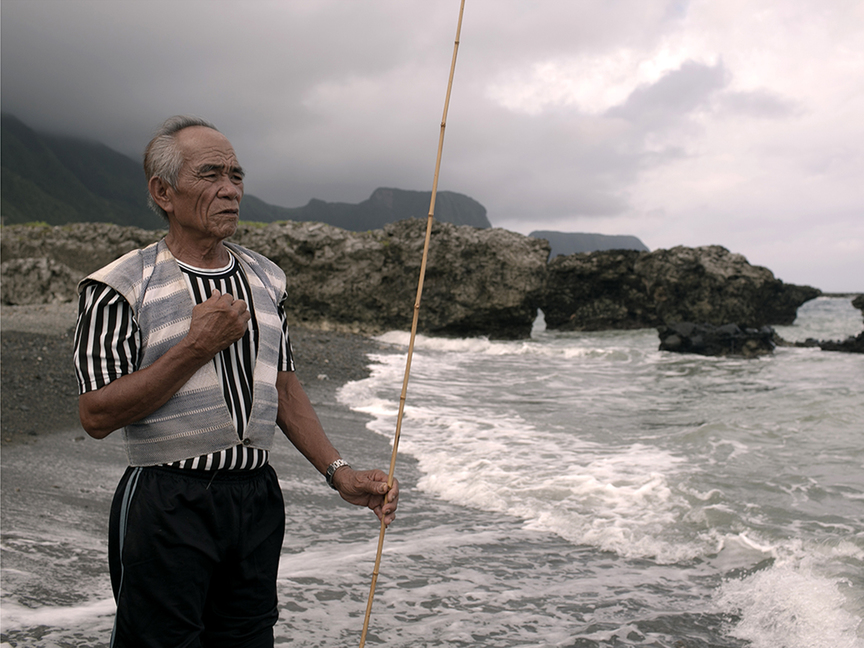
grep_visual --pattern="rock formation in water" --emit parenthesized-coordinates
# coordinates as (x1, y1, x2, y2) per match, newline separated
(658, 322, 777, 357)
(542, 245, 820, 331)
(2, 222, 820, 340)
(817, 333, 864, 353)
(813, 293, 864, 353)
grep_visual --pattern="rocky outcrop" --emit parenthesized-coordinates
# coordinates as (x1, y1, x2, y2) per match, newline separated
(542, 250, 656, 331)
(1, 220, 548, 339)
(2, 223, 820, 340)
(636, 246, 820, 326)
(811, 295, 864, 353)
(542, 245, 820, 331)
(1, 222, 164, 280)
(0, 258, 80, 305)
(658, 322, 777, 357)
(817, 332, 864, 354)
(231, 219, 548, 338)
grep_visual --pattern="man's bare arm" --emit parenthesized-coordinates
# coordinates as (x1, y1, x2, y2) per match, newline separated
(79, 290, 250, 438)
(275, 370, 399, 525)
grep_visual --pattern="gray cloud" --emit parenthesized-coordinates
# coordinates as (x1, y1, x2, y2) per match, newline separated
(2, 0, 862, 291)
(606, 60, 728, 129)
(716, 90, 799, 119)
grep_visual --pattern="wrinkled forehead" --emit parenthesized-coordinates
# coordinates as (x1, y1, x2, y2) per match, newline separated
(176, 126, 240, 168)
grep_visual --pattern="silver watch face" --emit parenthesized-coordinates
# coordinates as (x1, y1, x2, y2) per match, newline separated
(326, 459, 349, 487)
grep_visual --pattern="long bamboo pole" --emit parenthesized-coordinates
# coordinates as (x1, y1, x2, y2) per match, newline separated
(358, 2, 466, 645)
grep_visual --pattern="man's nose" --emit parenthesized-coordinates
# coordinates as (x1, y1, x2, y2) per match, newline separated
(218, 177, 242, 199)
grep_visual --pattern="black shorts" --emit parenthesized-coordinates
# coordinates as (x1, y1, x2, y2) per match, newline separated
(108, 465, 285, 648)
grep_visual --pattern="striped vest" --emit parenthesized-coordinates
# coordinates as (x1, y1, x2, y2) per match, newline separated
(82, 239, 286, 466)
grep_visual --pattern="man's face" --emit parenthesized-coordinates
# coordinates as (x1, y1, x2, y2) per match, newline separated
(165, 126, 245, 241)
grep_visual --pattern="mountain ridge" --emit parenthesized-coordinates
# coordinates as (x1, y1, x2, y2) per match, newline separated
(2, 113, 648, 253)
(1, 114, 490, 231)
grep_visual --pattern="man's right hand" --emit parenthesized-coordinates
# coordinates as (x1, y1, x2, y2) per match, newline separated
(186, 289, 251, 358)
(79, 289, 250, 439)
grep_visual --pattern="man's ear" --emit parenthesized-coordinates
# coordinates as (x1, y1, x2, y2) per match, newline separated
(148, 176, 174, 214)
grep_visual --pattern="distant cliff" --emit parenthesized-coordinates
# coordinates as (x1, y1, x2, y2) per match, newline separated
(2, 222, 821, 340)
(530, 230, 649, 256)
(244, 187, 492, 231)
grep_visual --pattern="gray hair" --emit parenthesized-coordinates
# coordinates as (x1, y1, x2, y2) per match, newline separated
(143, 115, 219, 218)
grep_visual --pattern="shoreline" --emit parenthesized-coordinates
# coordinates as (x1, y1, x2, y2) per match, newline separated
(0, 303, 393, 446)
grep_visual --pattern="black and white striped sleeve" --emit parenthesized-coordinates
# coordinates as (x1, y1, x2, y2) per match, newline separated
(277, 292, 295, 372)
(74, 281, 141, 394)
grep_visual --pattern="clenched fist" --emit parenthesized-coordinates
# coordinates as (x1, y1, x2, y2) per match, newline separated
(186, 289, 251, 358)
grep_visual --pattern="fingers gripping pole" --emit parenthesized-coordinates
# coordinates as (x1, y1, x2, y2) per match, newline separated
(358, 2, 466, 645)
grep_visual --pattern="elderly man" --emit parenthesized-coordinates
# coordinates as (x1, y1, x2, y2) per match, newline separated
(74, 115, 398, 647)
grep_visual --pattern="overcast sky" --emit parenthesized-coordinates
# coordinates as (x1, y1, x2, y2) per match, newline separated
(3, 0, 863, 291)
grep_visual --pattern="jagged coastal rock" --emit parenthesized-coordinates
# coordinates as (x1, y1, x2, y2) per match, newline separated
(817, 332, 864, 354)
(541, 250, 656, 330)
(230, 219, 548, 338)
(1, 220, 548, 339)
(1, 222, 165, 281)
(658, 322, 777, 357)
(814, 294, 864, 353)
(2, 222, 821, 340)
(637, 246, 820, 326)
(542, 245, 820, 331)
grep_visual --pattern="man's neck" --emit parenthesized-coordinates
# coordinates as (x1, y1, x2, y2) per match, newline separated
(164, 231, 231, 269)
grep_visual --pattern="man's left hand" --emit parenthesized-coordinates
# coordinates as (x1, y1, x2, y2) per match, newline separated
(333, 468, 399, 527)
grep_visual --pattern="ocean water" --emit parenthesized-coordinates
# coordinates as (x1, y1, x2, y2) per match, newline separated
(2, 296, 862, 647)
(337, 296, 864, 647)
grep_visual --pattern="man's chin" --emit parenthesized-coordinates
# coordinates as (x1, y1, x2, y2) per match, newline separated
(216, 214, 239, 238)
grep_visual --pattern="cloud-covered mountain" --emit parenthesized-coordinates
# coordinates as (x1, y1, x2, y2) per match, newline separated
(0, 114, 491, 231)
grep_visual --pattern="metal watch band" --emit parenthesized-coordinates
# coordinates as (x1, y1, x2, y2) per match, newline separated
(325, 459, 350, 490)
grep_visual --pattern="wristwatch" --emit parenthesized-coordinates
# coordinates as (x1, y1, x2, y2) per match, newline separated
(325, 459, 350, 490)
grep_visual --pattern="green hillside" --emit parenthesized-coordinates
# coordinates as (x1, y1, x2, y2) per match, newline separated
(1, 113, 164, 229)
